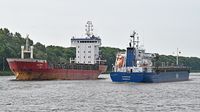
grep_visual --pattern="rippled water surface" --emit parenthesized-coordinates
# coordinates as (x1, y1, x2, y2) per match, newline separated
(0, 73, 200, 112)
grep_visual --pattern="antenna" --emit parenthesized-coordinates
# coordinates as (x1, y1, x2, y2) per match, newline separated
(136, 36, 139, 49)
(85, 21, 93, 37)
(130, 31, 139, 48)
(130, 31, 136, 38)
(176, 48, 181, 66)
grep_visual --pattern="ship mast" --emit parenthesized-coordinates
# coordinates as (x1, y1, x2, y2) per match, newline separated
(85, 21, 93, 37)
(130, 31, 139, 49)
(128, 31, 139, 67)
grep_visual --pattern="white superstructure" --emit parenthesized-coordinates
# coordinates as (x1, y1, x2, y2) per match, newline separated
(113, 31, 156, 72)
(70, 21, 102, 64)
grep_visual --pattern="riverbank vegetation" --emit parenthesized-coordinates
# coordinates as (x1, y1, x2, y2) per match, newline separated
(0, 28, 200, 75)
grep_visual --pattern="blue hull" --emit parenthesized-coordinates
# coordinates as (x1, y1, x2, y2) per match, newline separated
(110, 72, 144, 82)
(110, 71, 189, 83)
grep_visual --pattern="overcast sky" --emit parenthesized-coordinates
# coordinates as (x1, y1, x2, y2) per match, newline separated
(0, 0, 199, 57)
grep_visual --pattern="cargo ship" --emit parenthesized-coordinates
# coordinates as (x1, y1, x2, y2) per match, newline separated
(7, 21, 107, 80)
(110, 31, 190, 83)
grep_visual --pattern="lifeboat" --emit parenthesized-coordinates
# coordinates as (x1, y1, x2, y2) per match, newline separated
(116, 55, 124, 68)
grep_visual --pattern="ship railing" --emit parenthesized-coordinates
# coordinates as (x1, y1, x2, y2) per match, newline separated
(48, 63, 99, 70)
(95, 59, 107, 65)
(150, 66, 190, 72)
(113, 67, 126, 72)
(113, 66, 154, 73)
(151, 66, 190, 69)
(69, 58, 76, 64)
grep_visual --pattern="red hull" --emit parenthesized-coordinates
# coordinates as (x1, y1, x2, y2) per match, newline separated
(7, 58, 107, 80)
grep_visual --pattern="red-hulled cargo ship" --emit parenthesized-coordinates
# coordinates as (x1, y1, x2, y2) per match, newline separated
(7, 59, 107, 80)
(7, 21, 107, 80)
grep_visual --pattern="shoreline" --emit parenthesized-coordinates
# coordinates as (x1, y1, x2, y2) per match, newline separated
(0, 71, 14, 76)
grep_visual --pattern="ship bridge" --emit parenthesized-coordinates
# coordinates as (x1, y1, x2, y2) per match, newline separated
(70, 21, 103, 64)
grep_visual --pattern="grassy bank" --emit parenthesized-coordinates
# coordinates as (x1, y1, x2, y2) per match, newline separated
(0, 71, 14, 76)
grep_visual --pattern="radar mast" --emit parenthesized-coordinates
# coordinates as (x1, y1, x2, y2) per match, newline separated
(130, 31, 139, 49)
(85, 21, 93, 37)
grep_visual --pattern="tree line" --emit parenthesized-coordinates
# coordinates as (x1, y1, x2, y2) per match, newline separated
(0, 28, 200, 72)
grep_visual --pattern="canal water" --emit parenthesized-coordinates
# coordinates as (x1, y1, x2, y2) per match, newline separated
(0, 73, 200, 112)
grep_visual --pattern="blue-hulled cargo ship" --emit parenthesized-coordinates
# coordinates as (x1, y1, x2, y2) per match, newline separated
(110, 31, 190, 83)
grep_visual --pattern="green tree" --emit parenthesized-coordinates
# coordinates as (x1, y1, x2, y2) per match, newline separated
(0, 27, 200, 72)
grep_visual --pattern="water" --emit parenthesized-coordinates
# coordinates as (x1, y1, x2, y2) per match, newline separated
(0, 73, 200, 112)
